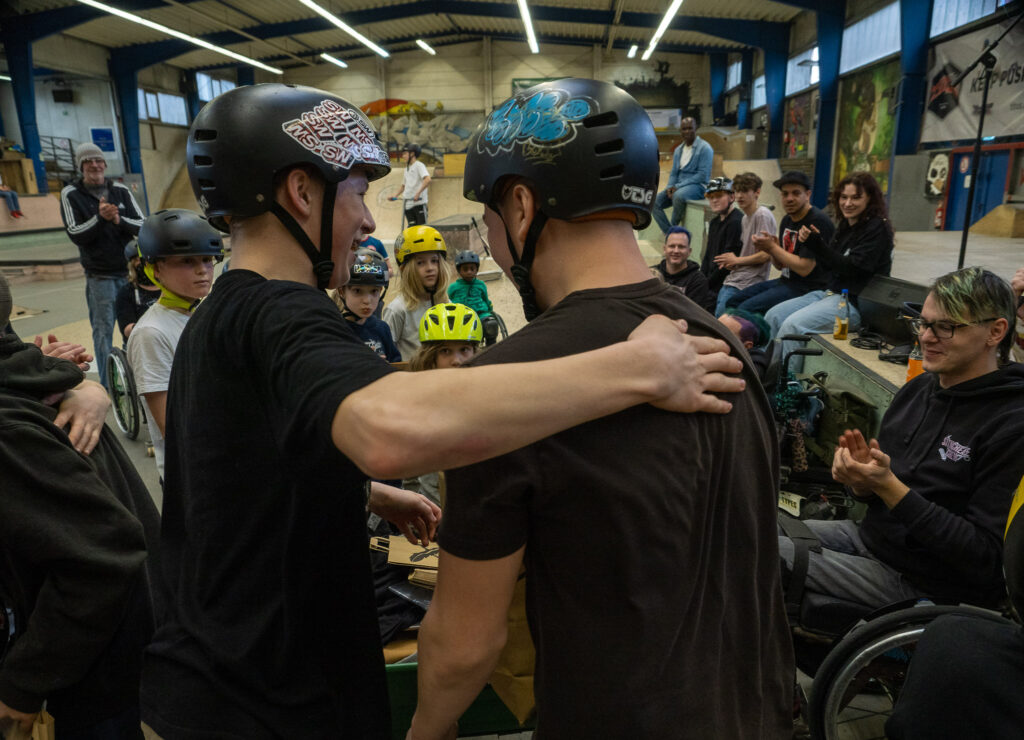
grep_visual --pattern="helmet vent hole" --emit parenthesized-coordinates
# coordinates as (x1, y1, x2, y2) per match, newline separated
(193, 155, 213, 166)
(599, 164, 625, 180)
(193, 129, 217, 142)
(594, 138, 624, 155)
(583, 112, 618, 128)
(198, 179, 216, 191)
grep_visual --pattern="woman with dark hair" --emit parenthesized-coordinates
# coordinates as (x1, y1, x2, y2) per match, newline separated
(765, 171, 894, 366)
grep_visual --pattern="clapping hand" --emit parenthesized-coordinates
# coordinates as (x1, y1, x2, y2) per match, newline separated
(98, 196, 120, 224)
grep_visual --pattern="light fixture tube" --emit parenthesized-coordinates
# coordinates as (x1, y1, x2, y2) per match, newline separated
(642, 0, 685, 61)
(516, 0, 540, 54)
(75, 0, 282, 73)
(297, 0, 389, 58)
(416, 39, 437, 55)
(627, 44, 638, 59)
(320, 52, 348, 68)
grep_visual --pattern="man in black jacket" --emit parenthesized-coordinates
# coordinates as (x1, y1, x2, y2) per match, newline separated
(60, 143, 143, 389)
(779, 267, 1024, 610)
(0, 274, 160, 739)
(654, 226, 714, 313)
(700, 176, 743, 303)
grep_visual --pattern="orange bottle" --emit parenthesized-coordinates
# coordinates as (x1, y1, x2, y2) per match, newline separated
(905, 339, 924, 382)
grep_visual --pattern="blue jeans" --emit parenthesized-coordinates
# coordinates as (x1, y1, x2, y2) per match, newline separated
(0, 188, 20, 214)
(714, 285, 743, 317)
(652, 183, 704, 234)
(86, 274, 128, 389)
(766, 290, 862, 373)
(725, 278, 804, 315)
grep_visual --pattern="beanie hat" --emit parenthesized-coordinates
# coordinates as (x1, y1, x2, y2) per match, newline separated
(0, 273, 12, 330)
(74, 142, 106, 172)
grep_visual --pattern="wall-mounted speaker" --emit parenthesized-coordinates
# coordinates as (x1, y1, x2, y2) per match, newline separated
(52, 89, 74, 104)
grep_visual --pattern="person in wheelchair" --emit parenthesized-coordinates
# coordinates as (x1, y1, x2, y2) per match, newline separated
(115, 240, 161, 343)
(780, 267, 1024, 614)
(126, 209, 223, 482)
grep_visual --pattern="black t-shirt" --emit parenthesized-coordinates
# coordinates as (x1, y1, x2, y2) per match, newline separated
(141, 270, 395, 739)
(440, 280, 793, 740)
(777, 206, 836, 291)
(701, 207, 744, 291)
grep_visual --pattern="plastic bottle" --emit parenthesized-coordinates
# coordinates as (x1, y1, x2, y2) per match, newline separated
(833, 289, 850, 340)
(905, 338, 924, 382)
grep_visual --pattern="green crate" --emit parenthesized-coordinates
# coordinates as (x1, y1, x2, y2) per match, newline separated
(386, 662, 533, 739)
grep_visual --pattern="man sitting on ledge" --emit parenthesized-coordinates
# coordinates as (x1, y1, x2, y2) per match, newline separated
(651, 117, 713, 236)
(779, 267, 1024, 610)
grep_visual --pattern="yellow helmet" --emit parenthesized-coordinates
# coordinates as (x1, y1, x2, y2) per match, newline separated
(396, 224, 447, 266)
(419, 303, 483, 343)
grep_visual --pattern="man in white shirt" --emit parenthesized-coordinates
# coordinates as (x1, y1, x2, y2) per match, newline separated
(651, 117, 714, 235)
(390, 143, 431, 225)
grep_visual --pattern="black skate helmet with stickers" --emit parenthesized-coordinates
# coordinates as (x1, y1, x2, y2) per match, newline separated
(705, 176, 734, 195)
(347, 247, 388, 288)
(463, 78, 658, 319)
(186, 83, 390, 290)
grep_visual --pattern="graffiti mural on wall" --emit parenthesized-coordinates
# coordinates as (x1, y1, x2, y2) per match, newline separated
(784, 92, 814, 159)
(613, 61, 697, 123)
(360, 99, 478, 159)
(834, 60, 901, 192)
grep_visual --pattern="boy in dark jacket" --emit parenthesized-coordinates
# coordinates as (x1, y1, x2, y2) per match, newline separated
(779, 267, 1024, 610)
(700, 177, 744, 301)
(0, 274, 160, 738)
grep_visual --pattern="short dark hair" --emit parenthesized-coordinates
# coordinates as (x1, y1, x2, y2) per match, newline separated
(665, 226, 691, 244)
(732, 172, 762, 193)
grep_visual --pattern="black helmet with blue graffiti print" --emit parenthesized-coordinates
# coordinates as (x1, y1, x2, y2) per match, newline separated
(463, 77, 659, 230)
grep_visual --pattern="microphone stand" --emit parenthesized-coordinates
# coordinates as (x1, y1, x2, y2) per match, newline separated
(952, 8, 1024, 269)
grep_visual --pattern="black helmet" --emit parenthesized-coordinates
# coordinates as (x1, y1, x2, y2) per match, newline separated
(187, 83, 390, 289)
(404, 143, 421, 158)
(124, 240, 140, 262)
(348, 248, 388, 287)
(463, 78, 657, 320)
(464, 78, 659, 229)
(706, 177, 734, 195)
(137, 209, 223, 264)
(454, 250, 480, 268)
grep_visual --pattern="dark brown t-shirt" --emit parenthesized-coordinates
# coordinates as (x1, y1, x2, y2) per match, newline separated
(441, 279, 793, 739)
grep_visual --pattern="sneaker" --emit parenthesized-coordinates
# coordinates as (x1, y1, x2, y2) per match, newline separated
(12, 211, 24, 218)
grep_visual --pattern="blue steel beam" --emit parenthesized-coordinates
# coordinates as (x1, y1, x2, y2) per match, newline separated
(4, 38, 49, 193)
(812, 2, 844, 205)
(737, 48, 753, 129)
(764, 44, 788, 158)
(0, 0, 203, 42)
(892, 0, 934, 156)
(709, 53, 727, 122)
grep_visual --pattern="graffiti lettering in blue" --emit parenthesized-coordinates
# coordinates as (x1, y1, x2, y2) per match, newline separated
(480, 89, 594, 153)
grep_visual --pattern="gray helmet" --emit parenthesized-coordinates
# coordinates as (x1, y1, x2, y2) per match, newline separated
(187, 83, 390, 289)
(348, 248, 388, 287)
(706, 177, 734, 195)
(454, 250, 480, 267)
(137, 209, 223, 264)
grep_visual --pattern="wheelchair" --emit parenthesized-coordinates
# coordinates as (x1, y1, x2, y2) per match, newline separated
(805, 599, 1013, 740)
(106, 346, 147, 444)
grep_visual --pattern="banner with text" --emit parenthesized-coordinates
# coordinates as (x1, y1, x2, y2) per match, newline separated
(921, 19, 1024, 143)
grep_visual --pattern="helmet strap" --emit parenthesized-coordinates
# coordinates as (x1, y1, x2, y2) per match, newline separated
(269, 177, 339, 291)
(502, 210, 548, 322)
(143, 262, 198, 312)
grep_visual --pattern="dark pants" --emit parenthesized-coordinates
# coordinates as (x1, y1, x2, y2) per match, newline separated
(58, 707, 144, 740)
(481, 315, 500, 345)
(405, 204, 428, 226)
(725, 278, 804, 315)
(887, 614, 1024, 739)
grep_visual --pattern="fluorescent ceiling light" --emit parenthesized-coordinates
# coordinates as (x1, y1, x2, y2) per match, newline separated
(320, 52, 348, 68)
(627, 44, 638, 59)
(297, 0, 389, 58)
(642, 0, 685, 61)
(75, 0, 282, 73)
(516, 0, 540, 54)
(416, 39, 437, 56)
(0, 75, 11, 82)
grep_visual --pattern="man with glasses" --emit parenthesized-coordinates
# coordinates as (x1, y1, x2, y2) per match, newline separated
(779, 266, 1024, 610)
(60, 143, 144, 389)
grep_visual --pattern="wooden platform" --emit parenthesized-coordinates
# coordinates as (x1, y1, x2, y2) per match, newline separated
(0, 192, 66, 234)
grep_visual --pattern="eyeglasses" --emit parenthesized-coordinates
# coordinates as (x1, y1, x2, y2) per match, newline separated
(82, 158, 105, 166)
(908, 317, 1000, 339)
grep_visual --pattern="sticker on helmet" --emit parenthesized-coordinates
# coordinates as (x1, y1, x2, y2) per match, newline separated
(478, 89, 595, 155)
(282, 99, 389, 170)
(353, 263, 382, 274)
(621, 185, 654, 205)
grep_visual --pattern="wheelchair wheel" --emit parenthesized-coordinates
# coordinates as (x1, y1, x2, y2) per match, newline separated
(107, 347, 141, 440)
(808, 602, 1010, 740)
(494, 312, 508, 341)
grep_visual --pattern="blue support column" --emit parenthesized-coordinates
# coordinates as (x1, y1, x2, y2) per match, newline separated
(5, 38, 49, 193)
(185, 81, 202, 122)
(736, 49, 753, 129)
(892, 0, 934, 156)
(764, 47, 787, 159)
(236, 66, 255, 86)
(813, 3, 844, 205)
(110, 66, 149, 213)
(710, 53, 727, 123)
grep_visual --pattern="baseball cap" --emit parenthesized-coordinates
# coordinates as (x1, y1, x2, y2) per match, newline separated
(773, 171, 812, 190)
